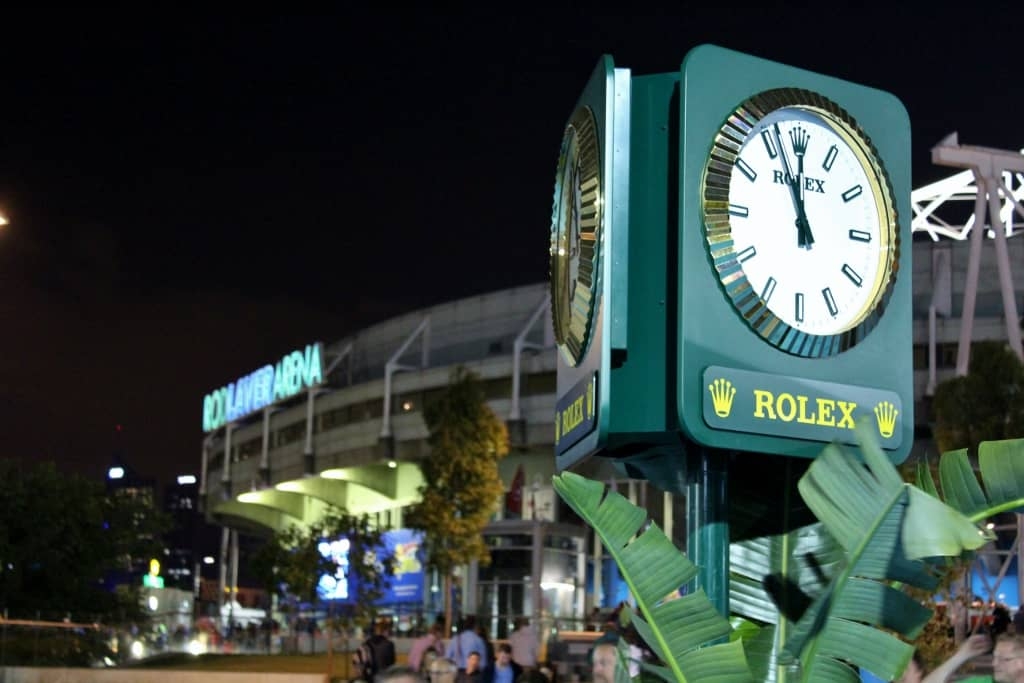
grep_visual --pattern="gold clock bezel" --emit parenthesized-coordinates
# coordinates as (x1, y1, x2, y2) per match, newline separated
(701, 87, 900, 358)
(550, 105, 602, 366)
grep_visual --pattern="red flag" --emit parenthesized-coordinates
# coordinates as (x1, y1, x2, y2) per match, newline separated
(505, 465, 525, 516)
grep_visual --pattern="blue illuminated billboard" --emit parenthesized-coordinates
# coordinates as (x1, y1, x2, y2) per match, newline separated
(317, 528, 425, 604)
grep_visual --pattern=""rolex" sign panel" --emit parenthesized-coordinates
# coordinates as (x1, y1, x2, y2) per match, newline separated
(702, 366, 903, 450)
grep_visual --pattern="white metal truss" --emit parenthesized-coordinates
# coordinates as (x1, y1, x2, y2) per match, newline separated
(510, 296, 552, 421)
(911, 134, 1024, 378)
(911, 135, 1024, 623)
(380, 317, 431, 439)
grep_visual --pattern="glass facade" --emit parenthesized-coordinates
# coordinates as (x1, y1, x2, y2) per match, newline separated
(476, 524, 586, 640)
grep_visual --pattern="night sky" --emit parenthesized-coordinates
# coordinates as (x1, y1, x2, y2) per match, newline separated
(0, 8, 1021, 489)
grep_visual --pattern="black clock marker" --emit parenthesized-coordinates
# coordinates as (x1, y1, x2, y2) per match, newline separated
(761, 277, 777, 303)
(842, 264, 863, 287)
(849, 229, 872, 242)
(794, 292, 804, 322)
(729, 204, 749, 217)
(823, 145, 838, 172)
(842, 185, 863, 202)
(760, 130, 777, 159)
(736, 157, 757, 182)
(823, 287, 839, 316)
(737, 245, 757, 262)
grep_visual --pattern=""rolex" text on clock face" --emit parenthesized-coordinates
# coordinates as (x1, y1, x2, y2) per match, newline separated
(702, 89, 899, 357)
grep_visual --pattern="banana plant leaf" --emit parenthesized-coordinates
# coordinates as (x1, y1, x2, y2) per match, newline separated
(552, 471, 755, 683)
(730, 522, 844, 682)
(917, 438, 1024, 521)
(553, 427, 998, 683)
(783, 424, 990, 682)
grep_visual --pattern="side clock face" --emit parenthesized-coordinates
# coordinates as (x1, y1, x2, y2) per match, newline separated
(702, 88, 899, 357)
(550, 105, 602, 366)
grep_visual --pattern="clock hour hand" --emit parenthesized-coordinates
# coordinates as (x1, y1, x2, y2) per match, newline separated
(771, 124, 815, 248)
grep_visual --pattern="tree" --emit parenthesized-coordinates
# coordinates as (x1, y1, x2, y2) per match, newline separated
(933, 340, 1024, 454)
(0, 459, 166, 622)
(405, 366, 509, 632)
(251, 506, 390, 668)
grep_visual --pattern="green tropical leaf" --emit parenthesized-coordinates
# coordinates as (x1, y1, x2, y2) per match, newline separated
(919, 438, 1024, 521)
(730, 522, 843, 682)
(783, 424, 989, 681)
(552, 471, 755, 683)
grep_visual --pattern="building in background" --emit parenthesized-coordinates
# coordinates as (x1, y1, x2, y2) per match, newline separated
(197, 222, 1024, 635)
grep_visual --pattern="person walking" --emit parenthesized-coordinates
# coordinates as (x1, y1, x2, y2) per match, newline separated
(446, 616, 488, 673)
(991, 632, 1024, 683)
(409, 623, 444, 674)
(508, 617, 538, 671)
(476, 622, 496, 683)
(376, 665, 426, 683)
(489, 643, 522, 683)
(458, 651, 484, 683)
(355, 621, 396, 682)
(591, 640, 619, 683)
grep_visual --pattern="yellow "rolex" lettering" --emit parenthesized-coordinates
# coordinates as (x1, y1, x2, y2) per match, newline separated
(752, 389, 856, 429)
(561, 395, 586, 435)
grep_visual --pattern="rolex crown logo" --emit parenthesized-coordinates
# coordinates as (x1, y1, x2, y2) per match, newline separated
(873, 401, 898, 439)
(708, 378, 736, 418)
(789, 125, 809, 156)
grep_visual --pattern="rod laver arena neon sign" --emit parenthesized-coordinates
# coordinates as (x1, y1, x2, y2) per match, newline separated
(202, 342, 324, 432)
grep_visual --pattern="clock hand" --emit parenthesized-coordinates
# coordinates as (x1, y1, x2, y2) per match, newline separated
(790, 125, 815, 248)
(771, 124, 812, 248)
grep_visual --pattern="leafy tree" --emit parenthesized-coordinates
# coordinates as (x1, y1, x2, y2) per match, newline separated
(0, 459, 166, 623)
(251, 507, 390, 635)
(251, 522, 330, 613)
(933, 340, 1024, 454)
(405, 366, 509, 632)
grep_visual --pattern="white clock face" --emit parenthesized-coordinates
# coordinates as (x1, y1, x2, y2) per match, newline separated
(729, 107, 884, 333)
(703, 90, 898, 357)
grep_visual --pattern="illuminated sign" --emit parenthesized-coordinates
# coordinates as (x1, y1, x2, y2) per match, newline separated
(143, 558, 164, 588)
(702, 366, 903, 449)
(317, 529, 425, 604)
(202, 342, 325, 432)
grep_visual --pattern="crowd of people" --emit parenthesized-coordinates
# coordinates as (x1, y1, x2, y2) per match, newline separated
(355, 615, 550, 683)
(355, 602, 1024, 683)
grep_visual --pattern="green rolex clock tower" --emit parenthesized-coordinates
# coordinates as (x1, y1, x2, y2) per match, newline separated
(550, 44, 913, 618)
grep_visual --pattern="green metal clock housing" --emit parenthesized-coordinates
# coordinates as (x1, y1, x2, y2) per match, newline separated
(677, 45, 914, 463)
(552, 56, 680, 471)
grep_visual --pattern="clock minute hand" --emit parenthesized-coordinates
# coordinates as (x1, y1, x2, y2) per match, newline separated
(790, 125, 815, 248)
(771, 124, 810, 248)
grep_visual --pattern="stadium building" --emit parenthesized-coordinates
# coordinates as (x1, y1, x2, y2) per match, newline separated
(199, 164, 1024, 636)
